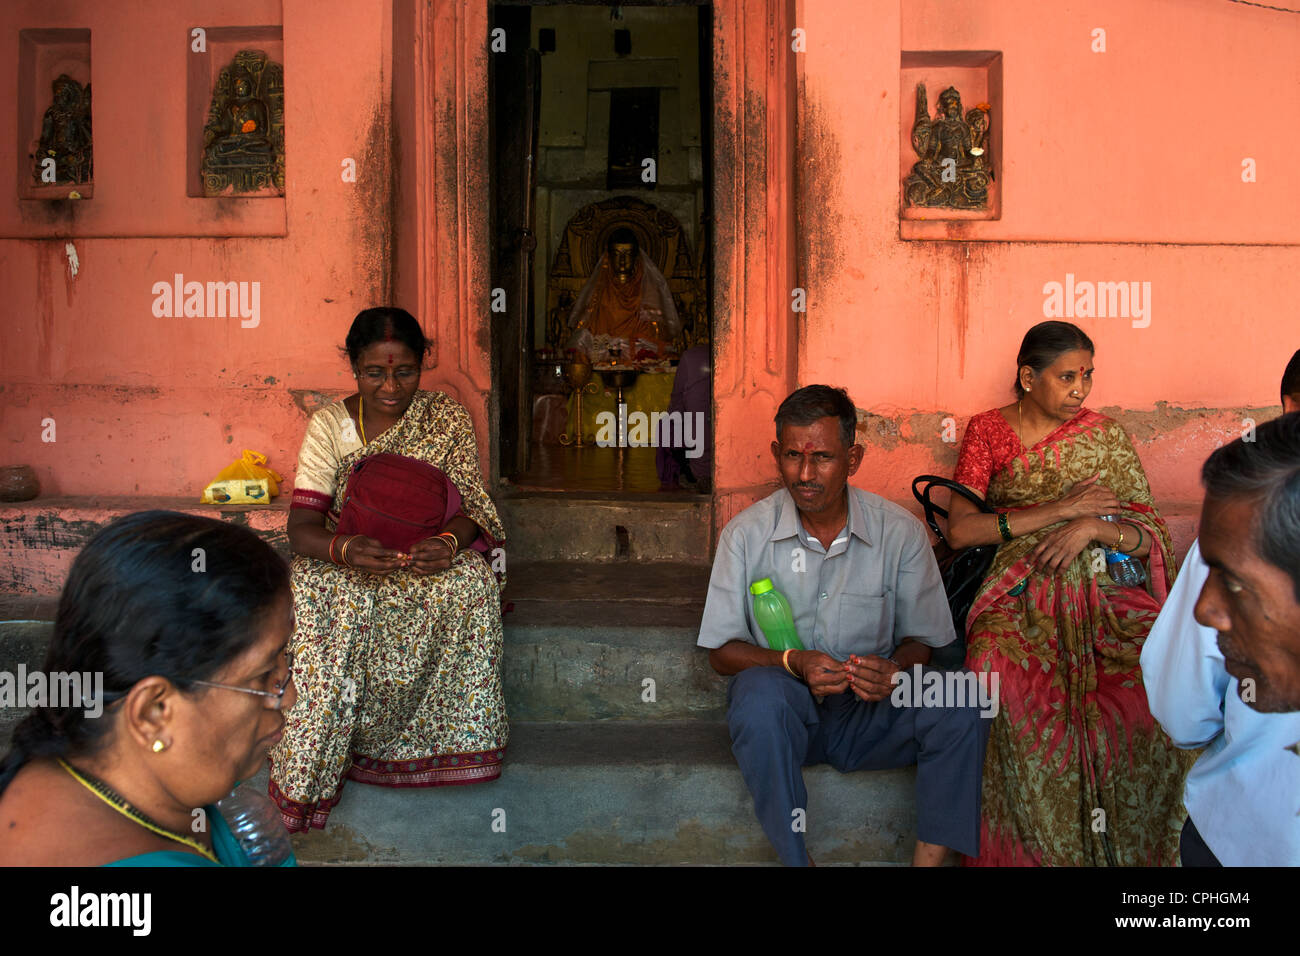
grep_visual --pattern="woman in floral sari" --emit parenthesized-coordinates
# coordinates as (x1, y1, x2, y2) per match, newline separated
(946, 321, 1192, 865)
(268, 307, 507, 831)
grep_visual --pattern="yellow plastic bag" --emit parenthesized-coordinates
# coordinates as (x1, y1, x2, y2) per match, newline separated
(201, 449, 283, 504)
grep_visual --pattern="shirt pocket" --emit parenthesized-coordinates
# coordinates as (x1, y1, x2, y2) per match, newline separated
(833, 589, 896, 659)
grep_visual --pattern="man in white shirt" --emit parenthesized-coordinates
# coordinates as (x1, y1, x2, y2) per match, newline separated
(1142, 353, 1300, 865)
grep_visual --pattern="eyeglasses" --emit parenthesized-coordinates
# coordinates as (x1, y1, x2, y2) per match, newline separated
(185, 648, 295, 710)
(359, 368, 420, 385)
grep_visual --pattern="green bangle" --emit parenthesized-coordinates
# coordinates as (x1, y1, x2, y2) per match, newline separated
(1120, 521, 1143, 555)
(997, 512, 1013, 542)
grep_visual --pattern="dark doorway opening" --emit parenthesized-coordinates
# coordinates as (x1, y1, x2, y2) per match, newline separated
(489, 1, 713, 496)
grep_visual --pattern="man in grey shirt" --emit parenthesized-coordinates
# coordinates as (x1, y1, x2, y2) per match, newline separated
(698, 385, 989, 865)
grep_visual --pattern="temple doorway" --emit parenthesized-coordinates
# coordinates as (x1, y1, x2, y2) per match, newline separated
(490, 1, 713, 495)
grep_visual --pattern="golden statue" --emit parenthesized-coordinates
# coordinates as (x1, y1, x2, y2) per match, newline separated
(566, 229, 681, 363)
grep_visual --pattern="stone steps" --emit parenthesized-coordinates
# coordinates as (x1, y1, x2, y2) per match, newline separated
(0, 619, 916, 864)
(0, 562, 722, 722)
(503, 560, 722, 720)
(494, 489, 713, 564)
(272, 721, 916, 865)
(0, 493, 1201, 599)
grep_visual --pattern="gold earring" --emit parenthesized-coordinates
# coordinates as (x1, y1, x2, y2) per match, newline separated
(152, 739, 166, 753)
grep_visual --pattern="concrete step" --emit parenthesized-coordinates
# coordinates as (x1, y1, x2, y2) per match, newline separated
(0, 560, 722, 723)
(0, 496, 290, 598)
(502, 560, 721, 720)
(0, 492, 715, 598)
(278, 721, 916, 865)
(0, 493, 1201, 600)
(0, 619, 916, 863)
(494, 490, 712, 564)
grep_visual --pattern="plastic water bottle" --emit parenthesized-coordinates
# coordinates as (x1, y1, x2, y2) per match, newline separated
(749, 578, 805, 651)
(1099, 515, 1146, 588)
(216, 781, 294, 867)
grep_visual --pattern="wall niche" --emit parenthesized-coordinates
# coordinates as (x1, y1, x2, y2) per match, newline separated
(899, 50, 1002, 230)
(18, 28, 93, 201)
(187, 26, 285, 199)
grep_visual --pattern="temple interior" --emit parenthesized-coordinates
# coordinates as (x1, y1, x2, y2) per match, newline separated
(492, 3, 712, 493)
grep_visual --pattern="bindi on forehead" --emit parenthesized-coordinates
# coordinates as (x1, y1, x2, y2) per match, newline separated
(802, 441, 815, 452)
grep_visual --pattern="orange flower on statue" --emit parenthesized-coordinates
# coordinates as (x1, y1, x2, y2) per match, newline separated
(241, 119, 258, 133)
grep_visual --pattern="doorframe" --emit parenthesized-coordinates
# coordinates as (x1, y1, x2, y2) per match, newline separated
(402, 0, 799, 544)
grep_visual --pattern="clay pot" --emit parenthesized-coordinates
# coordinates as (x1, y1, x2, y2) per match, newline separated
(0, 465, 40, 502)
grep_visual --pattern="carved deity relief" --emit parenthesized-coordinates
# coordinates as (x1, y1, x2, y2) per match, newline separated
(201, 49, 285, 196)
(903, 83, 992, 210)
(34, 74, 92, 185)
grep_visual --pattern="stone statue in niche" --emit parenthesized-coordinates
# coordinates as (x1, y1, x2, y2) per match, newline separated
(904, 83, 991, 209)
(201, 50, 285, 196)
(34, 74, 92, 184)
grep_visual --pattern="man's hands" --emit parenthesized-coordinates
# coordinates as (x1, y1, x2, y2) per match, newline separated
(790, 650, 849, 696)
(788, 651, 901, 701)
(843, 654, 901, 702)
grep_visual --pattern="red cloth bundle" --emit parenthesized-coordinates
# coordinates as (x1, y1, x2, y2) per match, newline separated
(333, 453, 458, 553)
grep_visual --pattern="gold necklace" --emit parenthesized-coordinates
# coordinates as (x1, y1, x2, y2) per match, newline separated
(1017, 399, 1024, 448)
(358, 393, 368, 446)
(58, 758, 220, 864)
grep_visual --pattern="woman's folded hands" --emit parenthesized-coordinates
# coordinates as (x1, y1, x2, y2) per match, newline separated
(1028, 517, 1105, 575)
(408, 536, 456, 575)
(342, 535, 410, 574)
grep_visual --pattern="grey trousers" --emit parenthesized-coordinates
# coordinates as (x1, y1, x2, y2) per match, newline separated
(726, 665, 989, 866)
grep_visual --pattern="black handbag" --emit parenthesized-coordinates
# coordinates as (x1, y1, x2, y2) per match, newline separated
(911, 475, 998, 670)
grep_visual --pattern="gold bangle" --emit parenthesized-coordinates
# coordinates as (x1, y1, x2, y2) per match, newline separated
(782, 648, 799, 679)
(438, 531, 459, 554)
(339, 534, 359, 567)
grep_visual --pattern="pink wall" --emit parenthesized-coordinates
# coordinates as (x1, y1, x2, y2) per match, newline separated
(787, 0, 1299, 528)
(0, 0, 401, 497)
(2, 0, 1297, 563)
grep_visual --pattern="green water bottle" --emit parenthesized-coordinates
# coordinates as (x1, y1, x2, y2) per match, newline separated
(749, 578, 805, 651)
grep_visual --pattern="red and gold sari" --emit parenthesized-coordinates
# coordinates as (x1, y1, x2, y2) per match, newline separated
(956, 408, 1192, 865)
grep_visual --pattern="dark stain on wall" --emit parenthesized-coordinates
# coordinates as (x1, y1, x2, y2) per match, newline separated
(709, 88, 737, 343)
(2, 508, 292, 593)
(795, 87, 844, 313)
(354, 95, 394, 308)
(289, 388, 347, 417)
